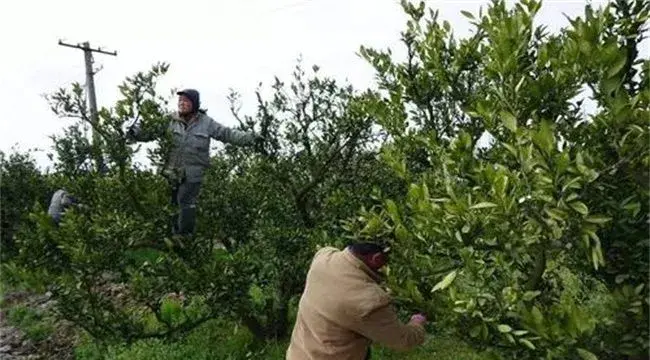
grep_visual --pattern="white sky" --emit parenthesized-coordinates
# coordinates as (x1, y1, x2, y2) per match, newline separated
(1, 0, 643, 170)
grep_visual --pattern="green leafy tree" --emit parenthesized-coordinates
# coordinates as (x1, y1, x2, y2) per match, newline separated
(5, 1, 647, 358)
(0, 149, 51, 261)
(195, 59, 385, 339)
(8, 59, 389, 344)
(356, 0, 649, 358)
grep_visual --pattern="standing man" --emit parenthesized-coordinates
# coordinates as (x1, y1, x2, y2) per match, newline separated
(127, 89, 262, 237)
(287, 242, 428, 360)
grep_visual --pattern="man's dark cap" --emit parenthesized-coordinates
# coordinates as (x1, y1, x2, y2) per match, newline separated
(177, 89, 200, 112)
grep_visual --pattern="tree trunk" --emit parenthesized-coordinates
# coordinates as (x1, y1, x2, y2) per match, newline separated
(242, 274, 295, 341)
(526, 245, 547, 291)
(242, 315, 266, 340)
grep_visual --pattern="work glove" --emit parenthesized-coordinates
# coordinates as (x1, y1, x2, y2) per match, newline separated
(162, 168, 184, 186)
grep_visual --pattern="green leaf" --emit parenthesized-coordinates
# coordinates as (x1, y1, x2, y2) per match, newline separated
(500, 111, 517, 132)
(395, 224, 410, 242)
(407, 183, 420, 197)
(575, 151, 587, 173)
(513, 330, 529, 336)
(461, 10, 475, 19)
(421, 183, 430, 200)
(362, 216, 383, 234)
(585, 215, 612, 224)
(570, 201, 589, 215)
(577, 348, 598, 360)
(431, 270, 458, 293)
(615, 274, 629, 284)
(470, 325, 481, 338)
(470, 202, 498, 210)
(531, 306, 544, 325)
(538, 175, 553, 184)
(503, 143, 518, 156)
(523, 291, 541, 301)
(537, 194, 554, 203)
(497, 324, 512, 333)
(565, 193, 579, 202)
(607, 54, 627, 78)
(634, 284, 645, 295)
(532, 119, 554, 154)
(160, 298, 182, 324)
(602, 76, 621, 95)
(385, 200, 400, 223)
(545, 207, 566, 221)
(592, 247, 603, 270)
(520, 338, 536, 350)
(622, 201, 641, 217)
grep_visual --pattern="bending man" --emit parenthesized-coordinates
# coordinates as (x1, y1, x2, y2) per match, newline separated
(47, 188, 78, 225)
(287, 242, 427, 359)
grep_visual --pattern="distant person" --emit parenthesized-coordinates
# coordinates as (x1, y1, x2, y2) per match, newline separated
(287, 242, 427, 360)
(47, 189, 78, 225)
(126, 89, 264, 237)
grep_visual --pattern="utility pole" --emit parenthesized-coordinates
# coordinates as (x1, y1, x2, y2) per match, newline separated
(58, 40, 117, 171)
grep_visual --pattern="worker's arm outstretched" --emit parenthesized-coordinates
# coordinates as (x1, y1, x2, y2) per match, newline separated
(126, 117, 171, 143)
(208, 118, 257, 147)
(354, 303, 427, 352)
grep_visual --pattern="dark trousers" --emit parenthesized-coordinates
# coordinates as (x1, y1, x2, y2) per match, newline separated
(170, 180, 201, 236)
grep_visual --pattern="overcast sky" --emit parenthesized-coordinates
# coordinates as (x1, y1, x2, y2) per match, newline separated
(0, 0, 642, 170)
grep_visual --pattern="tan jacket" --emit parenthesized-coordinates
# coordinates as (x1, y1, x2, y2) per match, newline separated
(286, 247, 425, 360)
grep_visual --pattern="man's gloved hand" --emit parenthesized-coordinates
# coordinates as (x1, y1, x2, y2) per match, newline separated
(409, 313, 427, 327)
(162, 168, 183, 185)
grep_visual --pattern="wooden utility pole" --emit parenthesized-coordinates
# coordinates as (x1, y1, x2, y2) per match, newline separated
(58, 40, 117, 171)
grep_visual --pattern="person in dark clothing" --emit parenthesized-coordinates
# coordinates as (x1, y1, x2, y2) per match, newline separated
(126, 89, 263, 237)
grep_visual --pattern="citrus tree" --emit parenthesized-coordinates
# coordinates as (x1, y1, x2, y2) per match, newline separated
(6, 59, 389, 343)
(0, 149, 52, 262)
(355, 0, 649, 358)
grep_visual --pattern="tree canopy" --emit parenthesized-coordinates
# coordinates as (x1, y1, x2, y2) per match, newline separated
(2, 0, 648, 359)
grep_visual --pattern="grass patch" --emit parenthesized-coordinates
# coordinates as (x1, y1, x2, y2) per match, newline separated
(124, 248, 166, 266)
(373, 336, 497, 360)
(5, 303, 56, 342)
(74, 319, 495, 360)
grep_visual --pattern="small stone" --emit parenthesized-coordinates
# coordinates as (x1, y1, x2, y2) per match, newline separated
(0, 344, 11, 352)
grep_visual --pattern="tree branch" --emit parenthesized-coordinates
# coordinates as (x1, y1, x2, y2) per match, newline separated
(295, 132, 358, 202)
